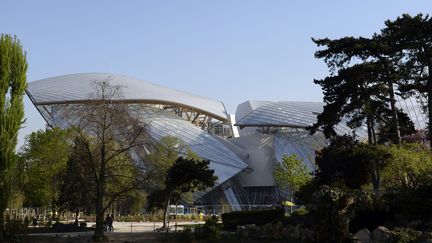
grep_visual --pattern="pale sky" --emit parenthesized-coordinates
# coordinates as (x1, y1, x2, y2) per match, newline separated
(0, 0, 430, 147)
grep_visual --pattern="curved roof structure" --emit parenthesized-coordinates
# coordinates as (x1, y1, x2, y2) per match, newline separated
(27, 73, 228, 121)
(236, 101, 323, 128)
(127, 105, 247, 185)
(235, 101, 368, 138)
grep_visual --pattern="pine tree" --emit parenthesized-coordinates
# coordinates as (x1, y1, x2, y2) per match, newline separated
(381, 14, 432, 148)
(0, 34, 28, 241)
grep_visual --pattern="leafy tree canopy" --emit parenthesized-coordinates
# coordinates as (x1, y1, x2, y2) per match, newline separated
(274, 154, 312, 199)
(19, 128, 72, 207)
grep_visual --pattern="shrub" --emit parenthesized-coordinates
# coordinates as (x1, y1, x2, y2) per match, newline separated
(180, 227, 194, 243)
(4, 218, 28, 242)
(79, 221, 87, 227)
(349, 209, 392, 232)
(262, 221, 284, 240)
(221, 208, 284, 230)
(292, 207, 309, 217)
(383, 185, 432, 226)
(390, 228, 422, 243)
(201, 215, 220, 239)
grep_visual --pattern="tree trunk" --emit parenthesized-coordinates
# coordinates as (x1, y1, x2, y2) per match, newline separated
(93, 180, 105, 240)
(371, 119, 377, 145)
(75, 210, 79, 225)
(94, 132, 107, 240)
(367, 116, 373, 145)
(367, 117, 372, 145)
(428, 59, 432, 150)
(388, 80, 401, 144)
(289, 193, 293, 214)
(0, 210, 4, 242)
(163, 197, 170, 229)
(372, 166, 381, 197)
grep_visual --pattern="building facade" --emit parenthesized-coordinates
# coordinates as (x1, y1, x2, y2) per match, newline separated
(27, 73, 425, 212)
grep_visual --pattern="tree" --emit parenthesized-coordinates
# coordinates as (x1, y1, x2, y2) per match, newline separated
(147, 157, 217, 229)
(314, 136, 391, 196)
(310, 34, 415, 144)
(381, 14, 432, 148)
(57, 136, 95, 225)
(382, 143, 432, 190)
(0, 34, 27, 241)
(376, 109, 415, 144)
(65, 79, 150, 241)
(273, 154, 312, 206)
(146, 136, 187, 187)
(19, 128, 72, 208)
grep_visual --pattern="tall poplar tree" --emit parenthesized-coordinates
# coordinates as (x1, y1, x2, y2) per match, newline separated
(0, 34, 27, 241)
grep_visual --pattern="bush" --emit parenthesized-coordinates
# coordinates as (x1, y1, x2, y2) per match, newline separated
(390, 227, 422, 243)
(180, 227, 194, 243)
(221, 208, 284, 230)
(383, 185, 432, 227)
(201, 215, 220, 239)
(262, 221, 284, 240)
(79, 221, 87, 227)
(349, 209, 392, 232)
(4, 218, 28, 242)
(291, 207, 309, 217)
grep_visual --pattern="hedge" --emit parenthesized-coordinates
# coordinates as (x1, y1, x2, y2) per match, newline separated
(221, 208, 284, 230)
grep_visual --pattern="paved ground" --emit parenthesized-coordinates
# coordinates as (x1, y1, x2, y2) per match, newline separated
(24, 232, 180, 243)
(104, 221, 202, 233)
(27, 221, 202, 236)
(24, 221, 203, 242)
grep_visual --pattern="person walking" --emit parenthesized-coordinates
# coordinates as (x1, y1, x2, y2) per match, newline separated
(108, 214, 114, 232)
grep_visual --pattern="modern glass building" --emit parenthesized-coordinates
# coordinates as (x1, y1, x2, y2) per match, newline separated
(27, 73, 426, 211)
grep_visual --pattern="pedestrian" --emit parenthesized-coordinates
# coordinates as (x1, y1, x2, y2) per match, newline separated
(108, 214, 114, 232)
(104, 214, 110, 232)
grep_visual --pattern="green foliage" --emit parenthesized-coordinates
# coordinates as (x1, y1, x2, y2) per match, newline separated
(291, 207, 309, 217)
(20, 128, 72, 207)
(381, 15, 432, 143)
(377, 110, 415, 144)
(309, 186, 373, 243)
(382, 143, 432, 190)
(3, 217, 27, 243)
(294, 178, 320, 205)
(166, 158, 217, 195)
(262, 221, 284, 240)
(57, 136, 95, 217)
(383, 183, 432, 224)
(221, 208, 284, 230)
(114, 190, 147, 215)
(308, 15, 429, 145)
(180, 226, 194, 243)
(0, 34, 28, 240)
(198, 215, 220, 240)
(147, 157, 217, 228)
(62, 79, 150, 240)
(390, 227, 423, 243)
(146, 188, 167, 212)
(274, 154, 312, 198)
(315, 136, 392, 195)
(147, 136, 186, 179)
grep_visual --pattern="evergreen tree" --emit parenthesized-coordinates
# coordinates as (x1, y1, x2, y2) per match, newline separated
(381, 14, 432, 148)
(0, 34, 27, 241)
(147, 157, 217, 229)
(58, 136, 95, 225)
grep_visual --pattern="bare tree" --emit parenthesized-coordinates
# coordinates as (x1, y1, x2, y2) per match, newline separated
(64, 79, 150, 240)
